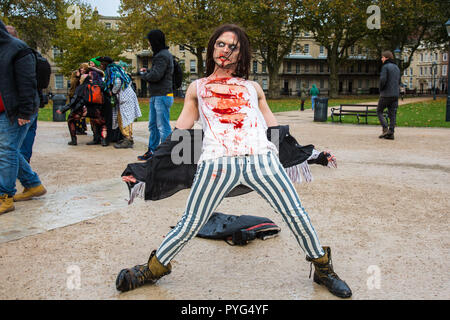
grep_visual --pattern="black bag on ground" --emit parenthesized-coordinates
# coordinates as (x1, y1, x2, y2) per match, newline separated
(195, 212, 281, 246)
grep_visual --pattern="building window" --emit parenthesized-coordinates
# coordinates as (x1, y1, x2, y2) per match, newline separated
(350, 46, 354, 55)
(303, 44, 309, 54)
(262, 79, 268, 90)
(320, 79, 325, 88)
(287, 62, 292, 73)
(190, 60, 196, 73)
(295, 44, 301, 53)
(304, 31, 310, 37)
(296, 79, 301, 90)
(420, 67, 423, 75)
(296, 63, 300, 74)
(304, 64, 309, 73)
(262, 61, 267, 73)
(55, 74, 64, 89)
(409, 77, 413, 89)
(443, 65, 448, 76)
(319, 63, 324, 73)
(105, 22, 111, 29)
(443, 53, 448, 61)
(357, 63, 362, 73)
(358, 79, 362, 88)
(253, 60, 258, 73)
(365, 64, 369, 73)
(319, 46, 325, 55)
(179, 45, 184, 51)
(420, 53, 423, 62)
(410, 68, 413, 76)
(366, 79, 369, 88)
(404, 69, 408, 76)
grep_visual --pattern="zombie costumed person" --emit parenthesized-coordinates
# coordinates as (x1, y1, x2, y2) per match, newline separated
(115, 24, 351, 299)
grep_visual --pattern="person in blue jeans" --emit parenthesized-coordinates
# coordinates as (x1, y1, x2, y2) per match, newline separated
(310, 84, 319, 111)
(138, 29, 174, 161)
(0, 20, 46, 214)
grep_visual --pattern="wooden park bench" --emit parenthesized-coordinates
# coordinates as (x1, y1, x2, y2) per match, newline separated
(330, 104, 389, 124)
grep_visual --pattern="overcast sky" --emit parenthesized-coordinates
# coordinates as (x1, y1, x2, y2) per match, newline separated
(84, 0, 121, 16)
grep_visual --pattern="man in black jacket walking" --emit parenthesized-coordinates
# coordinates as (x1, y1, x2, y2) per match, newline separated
(0, 20, 46, 215)
(377, 50, 401, 140)
(138, 30, 174, 161)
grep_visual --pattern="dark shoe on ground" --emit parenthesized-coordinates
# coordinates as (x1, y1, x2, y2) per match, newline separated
(137, 150, 153, 161)
(101, 137, 109, 147)
(0, 194, 15, 215)
(13, 184, 47, 202)
(114, 138, 133, 149)
(68, 136, 77, 146)
(116, 250, 172, 292)
(306, 246, 352, 298)
(383, 130, 395, 140)
(87, 138, 101, 145)
(379, 127, 389, 139)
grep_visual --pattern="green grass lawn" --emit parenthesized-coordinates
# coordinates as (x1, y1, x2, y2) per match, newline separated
(38, 96, 450, 128)
(327, 98, 450, 128)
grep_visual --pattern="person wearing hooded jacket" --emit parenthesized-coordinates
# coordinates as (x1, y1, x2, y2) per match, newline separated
(138, 29, 174, 161)
(377, 50, 401, 140)
(0, 19, 46, 215)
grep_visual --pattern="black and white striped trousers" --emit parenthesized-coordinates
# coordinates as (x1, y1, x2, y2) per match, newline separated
(156, 152, 325, 265)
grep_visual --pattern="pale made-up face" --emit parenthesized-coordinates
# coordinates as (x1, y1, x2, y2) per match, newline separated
(213, 31, 240, 70)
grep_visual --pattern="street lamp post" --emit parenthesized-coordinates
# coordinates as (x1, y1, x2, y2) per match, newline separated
(432, 61, 437, 100)
(446, 19, 450, 121)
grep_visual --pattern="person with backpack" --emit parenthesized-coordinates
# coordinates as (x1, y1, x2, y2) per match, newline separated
(57, 63, 108, 146)
(6, 25, 51, 163)
(0, 20, 47, 214)
(137, 29, 175, 161)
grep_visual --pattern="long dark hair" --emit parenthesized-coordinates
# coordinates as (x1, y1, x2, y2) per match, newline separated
(205, 24, 251, 79)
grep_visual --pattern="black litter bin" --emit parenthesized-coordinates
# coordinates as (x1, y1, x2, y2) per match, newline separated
(52, 94, 67, 122)
(314, 97, 328, 122)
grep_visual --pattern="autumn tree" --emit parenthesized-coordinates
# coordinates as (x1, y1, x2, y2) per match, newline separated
(52, 3, 128, 76)
(302, 0, 372, 98)
(119, 0, 232, 77)
(0, 0, 66, 51)
(364, 0, 450, 74)
(233, 0, 304, 98)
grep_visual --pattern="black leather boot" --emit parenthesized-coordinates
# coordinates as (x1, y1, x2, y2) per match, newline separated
(116, 250, 172, 292)
(306, 246, 352, 298)
(67, 136, 77, 146)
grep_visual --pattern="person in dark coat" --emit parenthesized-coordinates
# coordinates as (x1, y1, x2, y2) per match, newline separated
(137, 29, 174, 161)
(377, 50, 401, 140)
(0, 19, 46, 215)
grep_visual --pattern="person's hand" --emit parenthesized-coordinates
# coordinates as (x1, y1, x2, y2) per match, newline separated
(140, 68, 147, 73)
(18, 118, 30, 126)
(56, 109, 62, 114)
(122, 175, 137, 183)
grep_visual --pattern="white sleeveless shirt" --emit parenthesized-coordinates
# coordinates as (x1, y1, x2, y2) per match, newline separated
(196, 77, 278, 162)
